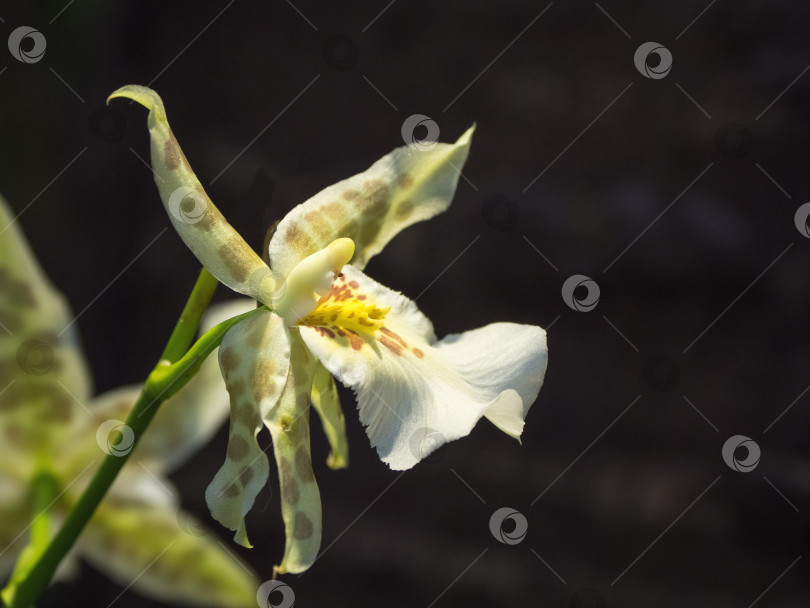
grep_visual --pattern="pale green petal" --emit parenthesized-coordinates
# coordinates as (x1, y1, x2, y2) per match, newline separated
(268, 126, 474, 278)
(108, 85, 275, 303)
(205, 312, 290, 547)
(80, 490, 258, 608)
(0, 195, 92, 473)
(299, 266, 548, 470)
(264, 332, 322, 574)
(310, 362, 348, 470)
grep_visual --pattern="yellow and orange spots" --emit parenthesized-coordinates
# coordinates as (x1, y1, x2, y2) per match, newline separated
(298, 274, 388, 336)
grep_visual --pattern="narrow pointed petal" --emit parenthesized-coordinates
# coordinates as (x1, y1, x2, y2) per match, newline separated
(299, 266, 548, 470)
(0, 195, 92, 471)
(80, 486, 258, 608)
(264, 332, 322, 574)
(205, 312, 290, 547)
(310, 362, 349, 469)
(108, 85, 275, 302)
(268, 126, 474, 277)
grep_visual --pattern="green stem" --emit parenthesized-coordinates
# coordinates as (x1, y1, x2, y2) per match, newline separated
(0, 472, 60, 605)
(2, 270, 263, 608)
(160, 269, 219, 364)
(28, 473, 59, 553)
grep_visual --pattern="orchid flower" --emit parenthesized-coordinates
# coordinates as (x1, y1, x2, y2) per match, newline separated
(109, 84, 549, 574)
(0, 195, 258, 607)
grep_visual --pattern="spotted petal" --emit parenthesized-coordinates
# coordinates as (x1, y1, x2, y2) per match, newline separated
(0, 195, 92, 474)
(108, 86, 274, 303)
(264, 332, 322, 574)
(80, 476, 258, 608)
(205, 311, 290, 547)
(268, 126, 474, 278)
(299, 266, 548, 470)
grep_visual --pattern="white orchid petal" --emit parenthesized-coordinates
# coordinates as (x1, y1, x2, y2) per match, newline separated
(108, 86, 274, 303)
(268, 127, 474, 278)
(263, 332, 322, 575)
(205, 312, 290, 547)
(299, 266, 548, 470)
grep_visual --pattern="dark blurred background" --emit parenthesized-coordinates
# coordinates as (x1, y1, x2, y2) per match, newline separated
(2, 1, 810, 606)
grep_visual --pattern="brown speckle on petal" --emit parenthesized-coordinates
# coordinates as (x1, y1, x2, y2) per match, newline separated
(295, 446, 315, 482)
(239, 467, 255, 486)
(280, 458, 300, 504)
(293, 512, 314, 540)
(227, 435, 249, 460)
(218, 239, 253, 283)
(395, 198, 415, 220)
(379, 335, 403, 356)
(164, 135, 183, 170)
(397, 173, 414, 190)
(220, 348, 241, 379)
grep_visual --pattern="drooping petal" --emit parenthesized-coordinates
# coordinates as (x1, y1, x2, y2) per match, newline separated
(0, 195, 93, 473)
(108, 86, 275, 303)
(268, 126, 475, 278)
(310, 362, 349, 469)
(79, 478, 258, 608)
(299, 266, 548, 470)
(263, 332, 322, 574)
(205, 311, 290, 547)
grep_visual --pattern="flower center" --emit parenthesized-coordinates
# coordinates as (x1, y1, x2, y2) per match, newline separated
(298, 275, 389, 335)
